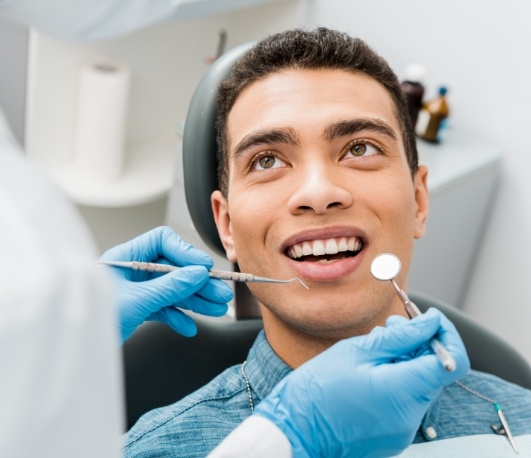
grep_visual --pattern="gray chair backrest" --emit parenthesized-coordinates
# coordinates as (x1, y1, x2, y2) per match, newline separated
(123, 317, 263, 429)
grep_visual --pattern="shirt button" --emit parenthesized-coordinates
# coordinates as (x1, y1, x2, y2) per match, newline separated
(426, 426, 437, 439)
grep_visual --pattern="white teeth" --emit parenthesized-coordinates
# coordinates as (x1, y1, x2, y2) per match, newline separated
(338, 237, 348, 252)
(287, 236, 363, 259)
(302, 242, 313, 256)
(313, 240, 325, 256)
(325, 239, 339, 255)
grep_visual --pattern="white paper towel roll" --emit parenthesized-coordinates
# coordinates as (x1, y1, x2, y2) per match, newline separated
(75, 60, 130, 183)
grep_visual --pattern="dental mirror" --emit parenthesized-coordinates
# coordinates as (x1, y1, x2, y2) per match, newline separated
(370, 252, 457, 372)
(370, 253, 401, 281)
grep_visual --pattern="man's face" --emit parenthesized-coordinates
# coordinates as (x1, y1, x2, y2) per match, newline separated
(212, 68, 429, 344)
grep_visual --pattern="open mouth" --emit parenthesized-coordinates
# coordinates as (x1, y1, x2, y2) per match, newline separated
(285, 236, 364, 264)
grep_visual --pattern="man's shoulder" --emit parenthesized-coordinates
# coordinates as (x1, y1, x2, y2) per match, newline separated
(123, 364, 251, 457)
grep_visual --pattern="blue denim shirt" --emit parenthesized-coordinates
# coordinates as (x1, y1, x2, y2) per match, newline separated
(124, 331, 531, 457)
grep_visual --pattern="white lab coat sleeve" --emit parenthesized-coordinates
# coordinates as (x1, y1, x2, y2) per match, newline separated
(0, 107, 124, 458)
(208, 415, 293, 458)
(0, 0, 184, 41)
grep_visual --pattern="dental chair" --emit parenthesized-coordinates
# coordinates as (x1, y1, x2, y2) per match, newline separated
(122, 43, 531, 430)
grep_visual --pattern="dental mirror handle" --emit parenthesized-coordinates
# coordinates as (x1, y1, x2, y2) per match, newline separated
(429, 338, 456, 372)
(391, 280, 456, 372)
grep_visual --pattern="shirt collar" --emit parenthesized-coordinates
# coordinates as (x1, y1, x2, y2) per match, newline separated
(245, 330, 292, 402)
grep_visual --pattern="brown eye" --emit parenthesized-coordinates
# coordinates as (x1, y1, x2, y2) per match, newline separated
(345, 142, 379, 159)
(252, 153, 287, 171)
(351, 144, 367, 156)
(259, 156, 276, 169)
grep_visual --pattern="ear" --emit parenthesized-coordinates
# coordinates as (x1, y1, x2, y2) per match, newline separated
(211, 190, 237, 262)
(413, 165, 429, 239)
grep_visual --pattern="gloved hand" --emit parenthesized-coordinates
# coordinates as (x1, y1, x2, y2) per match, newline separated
(99, 226, 233, 343)
(254, 309, 470, 458)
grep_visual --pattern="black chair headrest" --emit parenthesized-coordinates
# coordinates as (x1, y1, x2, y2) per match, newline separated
(182, 42, 253, 257)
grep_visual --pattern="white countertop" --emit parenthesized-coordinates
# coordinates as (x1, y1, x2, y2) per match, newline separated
(418, 130, 502, 193)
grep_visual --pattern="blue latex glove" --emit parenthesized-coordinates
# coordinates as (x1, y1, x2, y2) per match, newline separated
(254, 309, 470, 458)
(99, 226, 233, 343)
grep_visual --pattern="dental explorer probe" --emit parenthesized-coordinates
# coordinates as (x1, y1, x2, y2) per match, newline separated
(370, 253, 456, 372)
(98, 260, 309, 289)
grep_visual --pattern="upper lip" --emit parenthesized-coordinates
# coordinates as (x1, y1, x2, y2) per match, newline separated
(280, 226, 368, 253)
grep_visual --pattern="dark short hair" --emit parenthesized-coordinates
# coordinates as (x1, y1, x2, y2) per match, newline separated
(216, 27, 418, 196)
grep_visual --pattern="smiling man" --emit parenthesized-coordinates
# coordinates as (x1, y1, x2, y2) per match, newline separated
(124, 28, 531, 457)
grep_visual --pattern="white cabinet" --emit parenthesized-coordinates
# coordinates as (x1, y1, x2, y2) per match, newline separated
(410, 132, 502, 308)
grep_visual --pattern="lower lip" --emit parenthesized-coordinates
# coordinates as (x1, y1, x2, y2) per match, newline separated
(285, 249, 367, 282)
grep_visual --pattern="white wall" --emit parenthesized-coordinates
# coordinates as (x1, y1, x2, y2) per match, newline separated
(24, 0, 306, 252)
(304, 0, 531, 363)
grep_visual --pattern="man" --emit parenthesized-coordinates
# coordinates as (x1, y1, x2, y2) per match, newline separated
(124, 28, 531, 456)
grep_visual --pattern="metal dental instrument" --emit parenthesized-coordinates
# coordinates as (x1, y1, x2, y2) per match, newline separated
(370, 253, 456, 372)
(493, 402, 519, 454)
(98, 260, 309, 289)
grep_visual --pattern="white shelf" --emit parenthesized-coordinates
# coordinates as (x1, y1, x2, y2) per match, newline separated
(43, 138, 176, 207)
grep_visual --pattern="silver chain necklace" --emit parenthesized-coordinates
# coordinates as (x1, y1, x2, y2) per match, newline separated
(240, 361, 518, 453)
(241, 361, 254, 413)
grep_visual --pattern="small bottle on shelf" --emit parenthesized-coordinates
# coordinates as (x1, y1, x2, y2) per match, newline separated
(401, 64, 426, 129)
(416, 86, 450, 143)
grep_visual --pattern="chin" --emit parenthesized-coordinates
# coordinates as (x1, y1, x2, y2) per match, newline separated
(266, 300, 379, 339)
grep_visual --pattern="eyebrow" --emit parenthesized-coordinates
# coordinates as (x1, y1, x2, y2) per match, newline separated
(232, 127, 300, 158)
(322, 118, 398, 142)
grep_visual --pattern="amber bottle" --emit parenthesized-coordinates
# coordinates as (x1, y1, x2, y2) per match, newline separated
(416, 86, 450, 143)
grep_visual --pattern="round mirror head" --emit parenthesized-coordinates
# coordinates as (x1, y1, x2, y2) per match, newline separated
(370, 253, 402, 281)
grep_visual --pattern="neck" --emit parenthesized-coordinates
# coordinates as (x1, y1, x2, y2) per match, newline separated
(259, 295, 407, 369)
(262, 310, 334, 368)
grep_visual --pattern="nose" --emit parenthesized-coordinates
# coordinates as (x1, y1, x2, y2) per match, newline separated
(287, 164, 353, 215)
